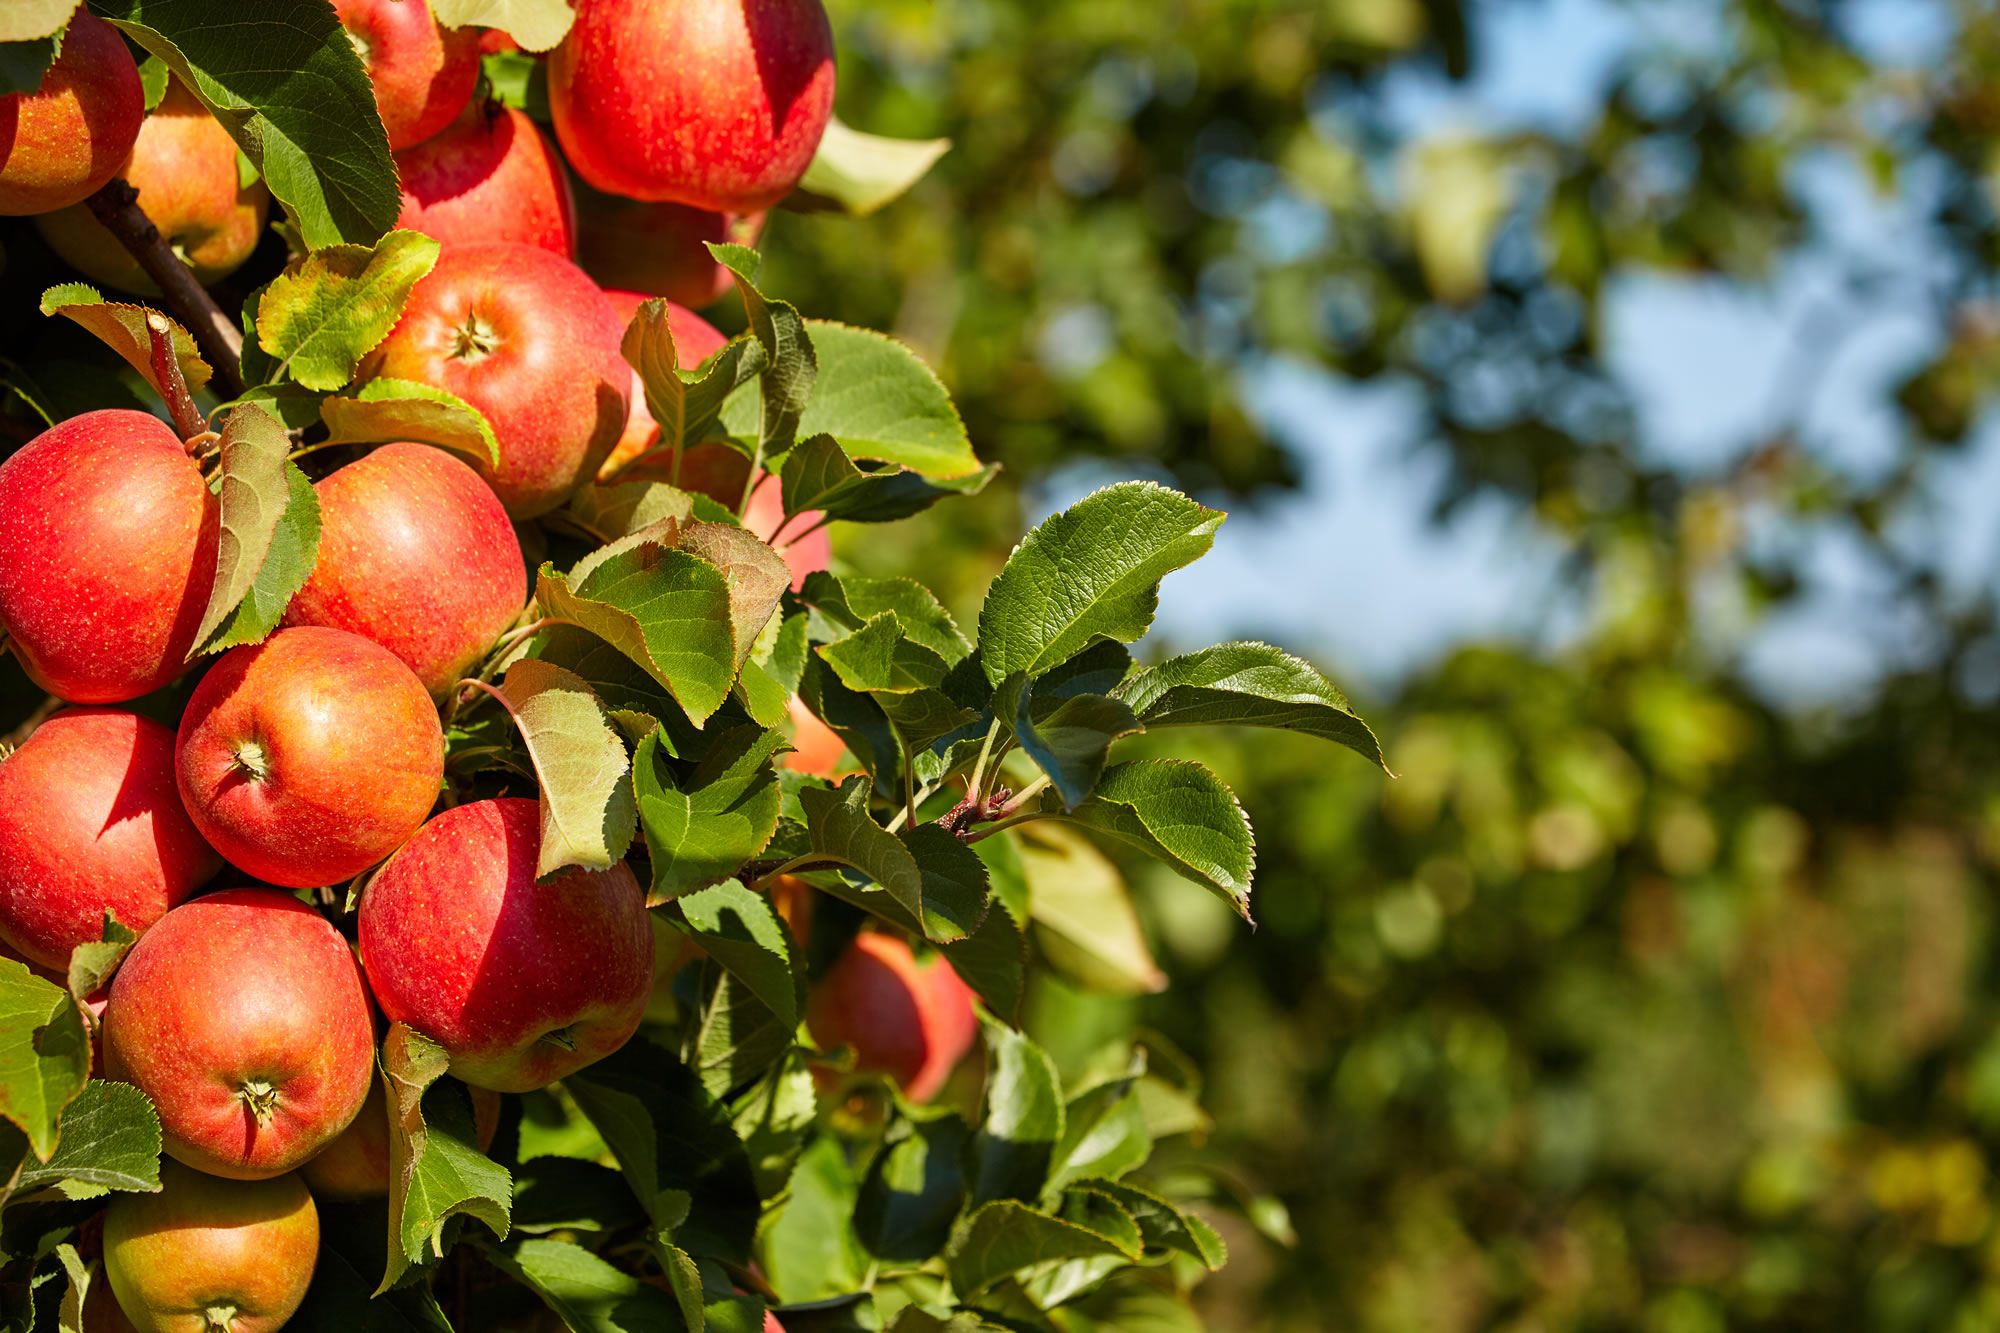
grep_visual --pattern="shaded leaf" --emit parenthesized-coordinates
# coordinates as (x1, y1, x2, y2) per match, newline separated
(637, 728, 785, 901)
(10, 1079, 160, 1195)
(196, 462, 323, 654)
(378, 1024, 512, 1293)
(495, 659, 637, 876)
(968, 1017, 1063, 1209)
(39, 284, 211, 394)
(798, 778, 987, 942)
(0, 958, 88, 1161)
(65, 913, 136, 1016)
(1012, 824, 1163, 997)
(779, 433, 996, 525)
(321, 378, 501, 467)
(189, 401, 293, 653)
(856, 1110, 968, 1263)
(1045, 1081, 1151, 1198)
(621, 298, 686, 458)
(1066, 760, 1255, 921)
(1001, 678, 1142, 810)
(713, 247, 816, 457)
(485, 1238, 686, 1333)
(667, 880, 800, 1031)
(944, 1201, 1129, 1299)
(1116, 640, 1385, 769)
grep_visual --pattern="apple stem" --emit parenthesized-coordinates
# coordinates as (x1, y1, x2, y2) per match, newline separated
(145, 313, 208, 445)
(83, 179, 246, 397)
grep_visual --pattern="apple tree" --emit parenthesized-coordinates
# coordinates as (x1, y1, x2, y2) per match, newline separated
(0, 2, 1385, 1330)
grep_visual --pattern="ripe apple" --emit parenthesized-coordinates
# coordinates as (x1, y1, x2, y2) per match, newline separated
(283, 443, 525, 699)
(364, 241, 629, 517)
(175, 626, 444, 888)
(333, 0, 480, 152)
(807, 931, 978, 1103)
(779, 696, 849, 779)
(0, 409, 217, 703)
(300, 1074, 501, 1200)
(744, 474, 830, 593)
(102, 1159, 319, 1333)
(102, 889, 376, 1179)
(596, 287, 727, 481)
(34, 77, 269, 294)
(81, 1280, 139, 1333)
(0, 8, 145, 215)
(0, 708, 220, 972)
(576, 193, 765, 310)
(550, 0, 835, 213)
(396, 101, 576, 255)
(358, 798, 653, 1093)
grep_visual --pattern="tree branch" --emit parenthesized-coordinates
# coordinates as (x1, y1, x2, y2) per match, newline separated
(82, 178, 246, 397)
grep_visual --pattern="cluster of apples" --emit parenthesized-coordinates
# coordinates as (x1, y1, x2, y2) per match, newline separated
(0, 2, 983, 1328)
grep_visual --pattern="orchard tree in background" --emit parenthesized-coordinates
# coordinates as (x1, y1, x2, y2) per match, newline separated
(0, 4, 1385, 1333)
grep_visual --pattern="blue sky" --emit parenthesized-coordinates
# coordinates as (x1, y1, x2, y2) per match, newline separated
(1032, 0, 1983, 709)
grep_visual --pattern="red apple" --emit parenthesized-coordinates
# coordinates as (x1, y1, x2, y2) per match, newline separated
(282, 443, 525, 699)
(0, 8, 144, 215)
(807, 931, 978, 1103)
(363, 241, 629, 517)
(779, 696, 848, 779)
(34, 76, 268, 294)
(596, 287, 728, 481)
(396, 101, 576, 255)
(0, 708, 220, 972)
(0, 409, 218, 703)
(175, 627, 444, 888)
(102, 889, 376, 1179)
(333, 0, 481, 152)
(299, 1074, 501, 1200)
(103, 1159, 319, 1332)
(744, 473, 830, 593)
(550, 0, 835, 213)
(358, 798, 653, 1093)
(478, 29, 521, 55)
(576, 194, 765, 310)
(81, 1280, 140, 1333)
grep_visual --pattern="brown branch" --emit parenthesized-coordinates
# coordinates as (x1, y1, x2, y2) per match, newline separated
(83, 178, 246, 398)
(145, 313, 206, 442)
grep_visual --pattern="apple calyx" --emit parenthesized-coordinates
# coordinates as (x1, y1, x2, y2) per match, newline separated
(203, 1304, 240, 1332)
(450, 313, 501, 362)
(229, 740, 271, 782)
(541, 1025, 578, 1052)
(236, 1078, 281, 1126)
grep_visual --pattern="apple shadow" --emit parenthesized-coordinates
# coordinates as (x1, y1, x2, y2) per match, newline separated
(745, 1, 826, 137)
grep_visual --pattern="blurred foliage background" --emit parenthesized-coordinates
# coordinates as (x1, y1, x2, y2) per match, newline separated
(763, 0, 2000, 1327)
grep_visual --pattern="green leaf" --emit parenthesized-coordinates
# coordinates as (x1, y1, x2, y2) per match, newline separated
(1012, 825, 1163, 998)
(817, 618, 975, 755)
(217, 382, 325, 432)
(1065, 760, 1255, 921)
(494, 659, 637, 877)
(255, 231, 439, 391)
(939, 855, 1028, 1024)
(855, 1110, 968, 1263)
(0, 958, 88, 1161)
(673, 523, 789, 672)
(666, 880, 799, 1032)
(188, 401, 295, 654)
(1001, 679, 1142, 810)
(795, 114, 951, 217)
(760, 1135, 868, 1302)
(197, 461, 323, 655)
(321, 378, 501, 467)
(779, 433, 996, 525)
(534, 527, 738, 726)
(798, 658, 898, 782)
(568, 480, 699, 543)
(39, 285, 212, 395)
(1116, 640, 1385, 769)
(1055, 1188, 1143, 1258)
(712, 248, 815, 458)
(685, 967, 790, 1102)
(10, 1079, 161, 1195)
(801, 571, 971, 664)
(979, 483, 1223, 686)
(96, 0, 400, 249)
(682, 339, 767, 451)
(621, 298, 686, 459)
(793, 323, 978, 478)
(798, 778, 988, 942)
(510, 1157, 646, 1236)
(1083, 1181, 1226, 1269)
(64, 912, 136, 1014)
(564, 1036, 759, 1261)
(377, 1024, 512, 1294)
(431, 0, 574, 51)
(944, 1201, 1129, 1299)
(636, 729, 784, 902)
(485, 1239, 686, 1333)
(729, 1050, 817, 1201)
(967, 1017, 1063, 1209)
(1045, 1081, 1151, 1198)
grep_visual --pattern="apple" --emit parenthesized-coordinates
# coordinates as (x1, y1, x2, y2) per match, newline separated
(0, 708, 220, 972)
(363, 241, 629, 517)
(575, 193, 765, 310)
(282, 443, 525, 699)
(358, 798, 653, 1093)
(34, 77, 269, 295)
(768, 874, 814, 946)
(300, 1074, 501, 1200)
(333, 0, 481, 152)
(807, 932, 978, 1103)
(596, 287, 727, 481)
(81, 1280, 139, 1333)
(0, 409, 218, 704)
(779, 696, 849, 779)
(396, 101, 576, 255)
(550, 0, 835, 213)
(102, 1159, 319, 1333)
(175, 626, 444, 888)
(0, 8, 145, 215)
(102, 889, 376, 1179)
